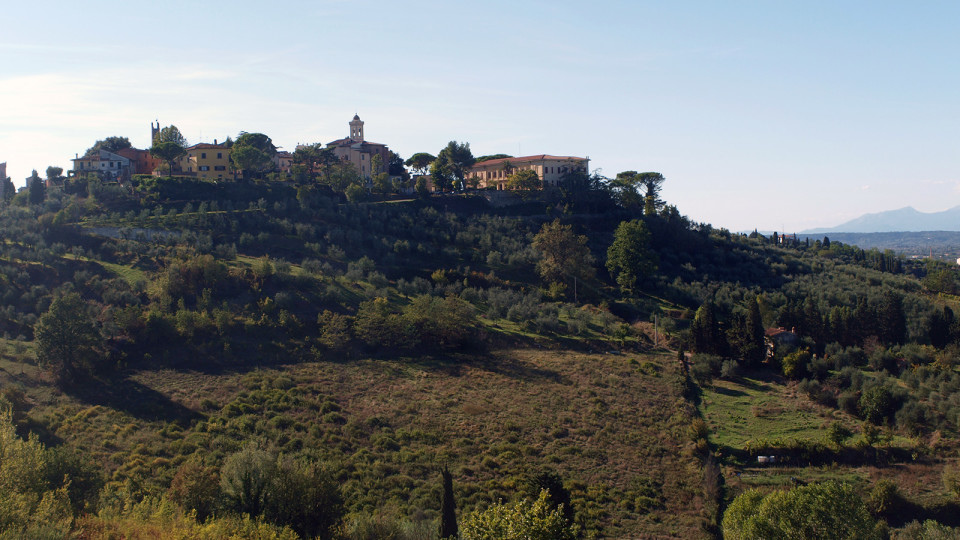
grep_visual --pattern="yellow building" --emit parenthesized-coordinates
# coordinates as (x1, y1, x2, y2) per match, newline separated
(466, 154, 589, 189)
(180, 142, 232, 180)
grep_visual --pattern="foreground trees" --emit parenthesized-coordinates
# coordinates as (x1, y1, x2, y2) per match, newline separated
(460, 490, 578, 540)
(220, 445, 343, 540)
(0, 409, 74, 538)
(722, 482, 884, 540)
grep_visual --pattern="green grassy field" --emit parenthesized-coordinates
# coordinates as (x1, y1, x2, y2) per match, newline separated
(699, 370, 960, 527)
(699, 374, 843, 451)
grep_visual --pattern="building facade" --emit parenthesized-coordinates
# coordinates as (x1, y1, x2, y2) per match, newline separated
(179, 142, 232, 180)
(326, 115, 390, 181)
(274, 151, 293, 177)
(70, 150, 134, 182)
(115, 148, 161, 175)
(466, 154, 589, 189)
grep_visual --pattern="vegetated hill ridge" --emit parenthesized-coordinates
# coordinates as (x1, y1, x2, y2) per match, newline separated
(802, 205, 960, 234)
(798, 231, 960, 259)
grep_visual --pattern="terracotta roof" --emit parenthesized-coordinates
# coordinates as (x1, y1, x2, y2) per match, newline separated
(764, 327, 796, 338)
(326, 138, 387, 148)
(186, 143, 229, 150)
(470, 155, 588, 169)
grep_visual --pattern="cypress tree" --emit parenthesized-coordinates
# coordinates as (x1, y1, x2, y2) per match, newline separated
(878, 292, 906, 345)
(692, 301, 721, 355)
(439, 466, 458, 539)
(745, 297, 765, 367)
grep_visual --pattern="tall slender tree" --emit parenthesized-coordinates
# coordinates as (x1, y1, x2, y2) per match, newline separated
(691, 301, 723, 355)
(27, 170, 45, 205)
(878, 291, 906, 345)
(439, 467, 458, 539)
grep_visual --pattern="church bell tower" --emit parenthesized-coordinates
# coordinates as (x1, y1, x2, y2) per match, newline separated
(349, 114, 364, 142)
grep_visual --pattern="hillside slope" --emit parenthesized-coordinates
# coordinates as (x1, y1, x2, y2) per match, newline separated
(9, 348, 707, 538)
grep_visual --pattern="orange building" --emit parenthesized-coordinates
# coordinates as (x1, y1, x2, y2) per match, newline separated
(116, 148, 160, 175)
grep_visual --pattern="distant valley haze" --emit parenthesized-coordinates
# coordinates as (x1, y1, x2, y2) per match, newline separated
(801, 205, 960, 234)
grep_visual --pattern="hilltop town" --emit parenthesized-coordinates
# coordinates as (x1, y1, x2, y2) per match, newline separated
(2, 115, 589, 202)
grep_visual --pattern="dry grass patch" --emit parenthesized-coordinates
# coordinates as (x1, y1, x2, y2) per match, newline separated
(10, 348, 709, 539)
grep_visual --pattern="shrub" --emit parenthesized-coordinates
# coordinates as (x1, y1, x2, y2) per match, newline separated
(720, 359, 740, 379)
(168, 459, 219, 520)
(460, 490, 579, 540)
(263, 458, 344, 540)
(317, 310, 352, 351)
(220, 444, 276, 516)
(722, 481, 884, 540)
(826, 421, 852, 448)
(0, 409, 74, 537)
(859, 384, 899, 425)
(353, 298, 415, 349)
(868, 479, 901, 517)
(943, 462, 960, 500)
(403, 295, 476, 349)
(782, 349, 811, 380)
(690, 354, 723, 385)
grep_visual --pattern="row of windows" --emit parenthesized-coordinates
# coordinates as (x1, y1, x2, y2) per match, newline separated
(198, 152, 224, 159)
(78, 161, 123, 169)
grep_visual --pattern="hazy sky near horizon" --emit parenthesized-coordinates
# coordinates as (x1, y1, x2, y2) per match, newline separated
(1, 1, 957, 232)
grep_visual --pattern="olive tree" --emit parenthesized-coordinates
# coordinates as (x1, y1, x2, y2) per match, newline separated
(35, 293, 99, 386)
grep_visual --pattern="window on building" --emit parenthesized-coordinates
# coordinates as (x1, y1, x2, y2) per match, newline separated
(217, 153, 222, 159)
(214, 165, 226, 171)
(201, 153, 207, 159)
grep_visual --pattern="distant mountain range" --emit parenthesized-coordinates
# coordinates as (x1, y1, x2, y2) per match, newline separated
(802, 206, 960, 234)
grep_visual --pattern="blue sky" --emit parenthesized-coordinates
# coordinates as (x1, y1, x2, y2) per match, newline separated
(1, 0, 957, 232)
